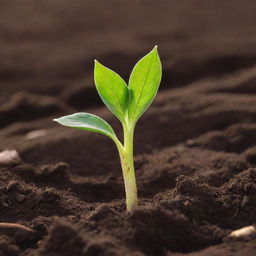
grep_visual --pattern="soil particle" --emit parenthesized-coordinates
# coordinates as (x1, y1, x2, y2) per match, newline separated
(130, 205, 222, 255)
(0, 236, 20, 256)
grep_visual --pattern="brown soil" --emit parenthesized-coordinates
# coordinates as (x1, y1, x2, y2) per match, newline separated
(1, 1, 256, 255)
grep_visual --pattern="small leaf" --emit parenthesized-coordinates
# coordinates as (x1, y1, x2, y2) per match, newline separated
(54, 112, 117, 140)
(128, 46, 162, 123)
(94, 60, 130, 121)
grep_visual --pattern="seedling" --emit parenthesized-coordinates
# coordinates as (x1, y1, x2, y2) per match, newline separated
(54, 46, 162, 212)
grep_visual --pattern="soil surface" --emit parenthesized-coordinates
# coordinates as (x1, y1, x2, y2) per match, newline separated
(1, 1, 256, 255)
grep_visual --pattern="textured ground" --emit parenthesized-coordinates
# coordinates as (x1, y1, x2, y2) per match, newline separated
(0, 1, 256, 255)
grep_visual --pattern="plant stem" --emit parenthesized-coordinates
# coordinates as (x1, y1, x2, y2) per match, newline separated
(117, 123, 138, 213)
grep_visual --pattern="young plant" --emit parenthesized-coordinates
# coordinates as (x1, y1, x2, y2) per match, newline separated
(54, 46, 162, 212)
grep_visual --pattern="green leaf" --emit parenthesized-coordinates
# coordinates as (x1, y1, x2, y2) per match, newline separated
(53, 112, 117, 140)
(128, 46, 162, 123)
(94, 60, 130, 121)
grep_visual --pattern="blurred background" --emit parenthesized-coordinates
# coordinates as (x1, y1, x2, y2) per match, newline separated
(1, 0, 256, 166)
(1, 0, 256, 111)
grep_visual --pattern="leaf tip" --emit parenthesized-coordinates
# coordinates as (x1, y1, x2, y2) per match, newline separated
(53, 118, 61, 124)
(152, 45, 159, 54)
(94, 59, 104, 70)
(94, 59, 99, 68)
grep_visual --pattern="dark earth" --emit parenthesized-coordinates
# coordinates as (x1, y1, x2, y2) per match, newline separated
(1, 1, 256, 255)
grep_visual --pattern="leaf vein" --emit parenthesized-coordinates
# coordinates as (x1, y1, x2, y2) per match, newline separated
(131, 53, 153, 119)
(105, 73, 125, 118)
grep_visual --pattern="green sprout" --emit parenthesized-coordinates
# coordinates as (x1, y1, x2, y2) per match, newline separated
(54, 46, 162, 212)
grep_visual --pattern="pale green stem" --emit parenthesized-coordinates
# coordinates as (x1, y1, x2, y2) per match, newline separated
(115, 122, 138, 213)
